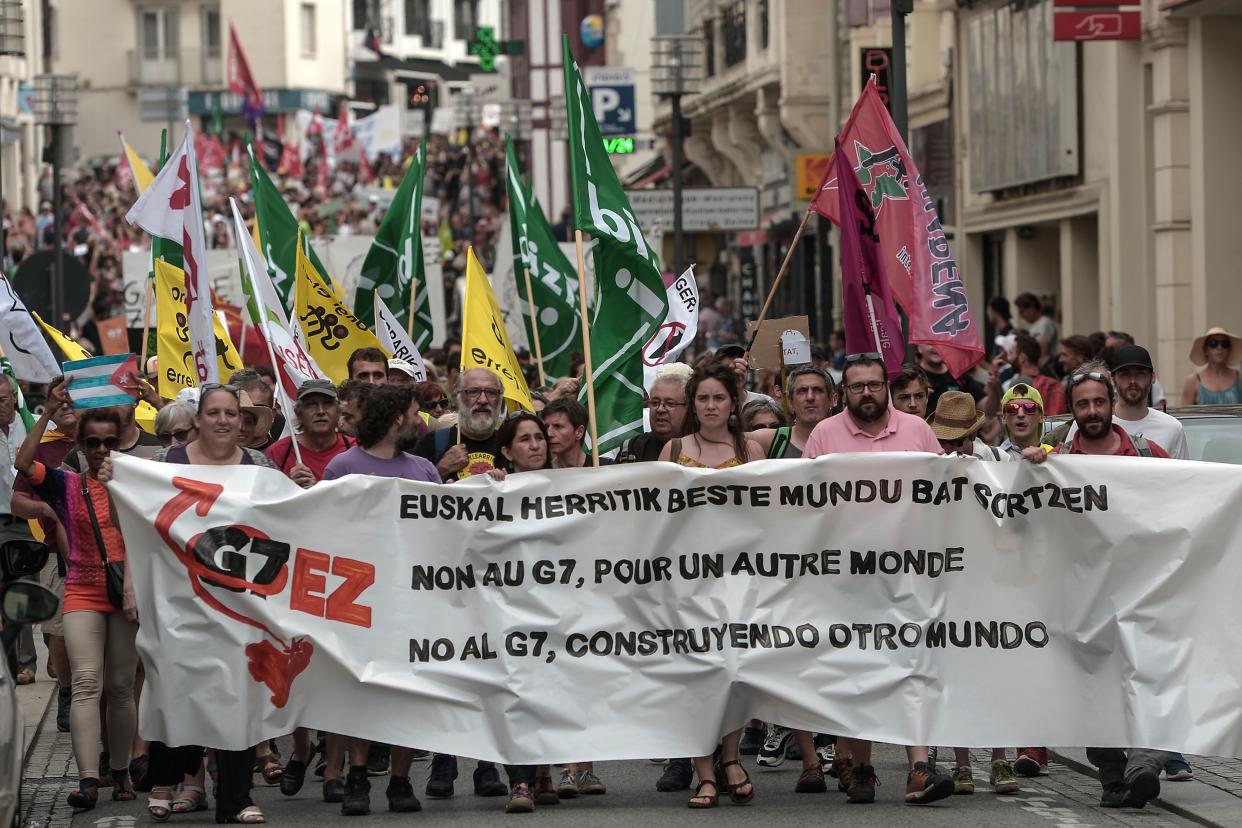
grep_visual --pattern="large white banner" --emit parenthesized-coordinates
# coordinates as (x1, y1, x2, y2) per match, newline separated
(109, 453, 1242, 763)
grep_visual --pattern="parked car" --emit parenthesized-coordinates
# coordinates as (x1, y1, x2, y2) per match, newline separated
(1, 518, 59, 828)
(1042, 405, 1242, 463)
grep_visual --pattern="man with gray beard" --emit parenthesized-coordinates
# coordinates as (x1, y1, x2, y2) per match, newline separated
(413, 368, 507, 482)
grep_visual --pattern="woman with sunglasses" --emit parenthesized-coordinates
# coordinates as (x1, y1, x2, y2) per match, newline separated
(15, 382, 140, 812)
(153, 401, 198, 448)
(1181, 327, 1242, 406)
(142, 383, 274, 824)
(658, 362, 763, 809)
(415, 380, 453, 418)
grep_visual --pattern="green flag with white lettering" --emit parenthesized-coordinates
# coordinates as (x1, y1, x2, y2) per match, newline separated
(249, 150, 331, 311)
(505, 136, 583, 381)
(354, 141, 432, 350)
(562, 35, 668, 453)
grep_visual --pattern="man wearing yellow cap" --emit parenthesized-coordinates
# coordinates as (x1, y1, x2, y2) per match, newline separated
(998, 383, 1052, 460)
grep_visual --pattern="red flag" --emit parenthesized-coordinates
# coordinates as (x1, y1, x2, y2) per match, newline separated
(835, 136, 905, 378)
(812, 78, 983, 377)
(227, 21, 264, 127)
(115, 147, 135, 191)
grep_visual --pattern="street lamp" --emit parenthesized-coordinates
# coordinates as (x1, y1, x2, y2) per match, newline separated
(32, 74, 78, 331)
(651, 35, 703, 277)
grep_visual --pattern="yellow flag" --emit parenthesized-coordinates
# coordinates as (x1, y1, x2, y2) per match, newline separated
(32, 311, 159, 433)
(153, 261, 243, 399)
(461, 247, 533, 413)
(294, 236, 383, 383)
(117, 131, 154, 193)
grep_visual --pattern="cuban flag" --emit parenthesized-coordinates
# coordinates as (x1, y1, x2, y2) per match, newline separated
(63, 354, 142, 409)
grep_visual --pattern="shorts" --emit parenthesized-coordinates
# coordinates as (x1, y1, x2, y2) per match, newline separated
(38, 557, 65, 637)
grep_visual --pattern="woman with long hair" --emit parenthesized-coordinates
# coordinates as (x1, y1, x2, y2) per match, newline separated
(15, 382, 139, 812)
(658, 362, 763, 809)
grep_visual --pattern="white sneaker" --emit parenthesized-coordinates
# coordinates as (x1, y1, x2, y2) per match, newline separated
(756, 724, 792, 768)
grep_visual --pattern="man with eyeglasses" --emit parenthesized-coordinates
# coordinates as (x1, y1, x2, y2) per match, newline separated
(414, 368, 507, 484)
(616, 364, 690, 466)
(998, 384, 1048, 460)
(804, 353, 953, 806)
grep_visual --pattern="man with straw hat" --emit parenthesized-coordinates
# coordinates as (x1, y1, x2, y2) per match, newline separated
(928, 391, 1008, 460)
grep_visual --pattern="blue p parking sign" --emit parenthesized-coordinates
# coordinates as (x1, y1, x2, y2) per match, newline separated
(584, 67, 636, 137)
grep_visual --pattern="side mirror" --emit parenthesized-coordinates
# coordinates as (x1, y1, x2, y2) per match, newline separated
(1, 538, 50, 580)
(0, 581, 60, 625)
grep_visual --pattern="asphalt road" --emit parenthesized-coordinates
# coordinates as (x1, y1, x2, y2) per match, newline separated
(59, 744, 1197, 828)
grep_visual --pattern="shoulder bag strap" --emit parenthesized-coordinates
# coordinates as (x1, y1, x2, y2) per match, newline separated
(81, 476, 110, 565)
(669, 438, 682, 462)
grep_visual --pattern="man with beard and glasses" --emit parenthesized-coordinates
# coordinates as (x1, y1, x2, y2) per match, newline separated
(803, 354, 952, 807)
(414, 368, 507, 484)
(616, 364, 691, 464)
(321, 384, 441, 816)
(1065, 346, 1187, 459)
(266, 380, 357, 488)
(1023, 363, 1171, 808)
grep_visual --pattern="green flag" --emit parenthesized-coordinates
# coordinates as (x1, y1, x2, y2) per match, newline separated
(354, 142, 434, 350)
(504, 136, 583, 381)
(249, 150, 331, 310)
(562, 35, 668, 453)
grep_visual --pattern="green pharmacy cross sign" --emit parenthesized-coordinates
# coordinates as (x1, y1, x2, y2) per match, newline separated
(468, 27, 524, 72)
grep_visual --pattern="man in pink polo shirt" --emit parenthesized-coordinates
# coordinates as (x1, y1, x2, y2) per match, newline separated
(805, 353, 952, 806)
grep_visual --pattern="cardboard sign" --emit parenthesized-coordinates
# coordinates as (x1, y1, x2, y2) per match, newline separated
(746, 316, 810, 373)
(781, 329, 811, 366)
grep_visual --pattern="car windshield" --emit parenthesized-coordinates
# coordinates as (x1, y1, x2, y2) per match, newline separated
(1183, 418, 1242, 465)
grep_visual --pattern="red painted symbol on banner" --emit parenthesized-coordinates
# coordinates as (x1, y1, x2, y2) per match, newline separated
(643, 321, 688, 367)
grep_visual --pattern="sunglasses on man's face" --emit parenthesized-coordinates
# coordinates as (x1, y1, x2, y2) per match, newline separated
(82, 436, 121, 451)
(1004, 401, 1041, 415)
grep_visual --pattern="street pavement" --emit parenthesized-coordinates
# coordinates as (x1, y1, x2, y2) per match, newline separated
(18, 712, 1217, 828)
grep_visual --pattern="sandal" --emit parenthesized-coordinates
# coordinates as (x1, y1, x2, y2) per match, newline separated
(687, 779, 719, 809)
(218, 805, 266, 824)
(722, 759, 755, 805)
(257, 752, 284, 785)
(112, 769, 136, 801)
(148, 786, 175, 822)
(67, 779, 99, 810)
(171, 784, 209, 813)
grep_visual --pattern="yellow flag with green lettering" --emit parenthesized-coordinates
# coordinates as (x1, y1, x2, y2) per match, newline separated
(294, 234, 384, 383)
(153, 260, 243, 399)
(460, 246, 533, 413)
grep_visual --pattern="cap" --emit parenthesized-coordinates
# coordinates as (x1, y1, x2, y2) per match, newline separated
(716, 344, 747, 359)
(1108, 344, 1154, 373)
(1001, 382, 1044, 411)
(297, 378, 338, 401)
(387, 358, 417, 378)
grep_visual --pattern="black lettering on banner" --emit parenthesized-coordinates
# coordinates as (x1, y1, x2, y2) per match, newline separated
(411, 565, 475, 590)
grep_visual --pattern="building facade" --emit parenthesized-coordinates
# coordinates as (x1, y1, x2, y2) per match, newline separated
(0, 0, 46, 211)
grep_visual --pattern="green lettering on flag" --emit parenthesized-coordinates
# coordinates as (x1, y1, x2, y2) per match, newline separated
(562, 34, 668, 453)
(249, 150, 331, 310)
(504, 135, 583, 381)
(354, 141, 434, 351)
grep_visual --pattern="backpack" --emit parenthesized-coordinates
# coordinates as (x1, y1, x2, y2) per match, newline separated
(767, 427, 793, 460)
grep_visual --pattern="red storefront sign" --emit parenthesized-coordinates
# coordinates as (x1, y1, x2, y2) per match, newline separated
(1053, 10, 1141, 40)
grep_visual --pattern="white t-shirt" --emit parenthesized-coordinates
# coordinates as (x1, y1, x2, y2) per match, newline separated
(1066, 408, 1189, 459)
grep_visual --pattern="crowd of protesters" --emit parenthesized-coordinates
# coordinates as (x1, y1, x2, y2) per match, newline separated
(0, 126, 511, 351)
(4, 303, 1239, 818)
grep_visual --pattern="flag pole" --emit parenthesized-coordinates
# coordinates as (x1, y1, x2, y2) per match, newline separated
(138, 280, 155, 365)
(745, 207, 813, 355)
(522, 266, 547, 388)
(573, 230, 600, 467)
(406, 275, 418, 340)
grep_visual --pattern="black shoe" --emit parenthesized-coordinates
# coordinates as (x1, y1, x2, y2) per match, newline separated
(386, 776, 422, 812)
(905, 761, 954, 805)
(426, 754, 457, 799)
(367, 743, 390, 777)
(846, 763, 877, 804)
(1100, 783, 1127, 808)
(281, 759, 308, 797)
(656, 759, 693, 792)
(341, 772, 371, 816)
(56, 686, 71, 732)
(474, 762, 508, 796)
(1122, 769, 1160, 808)
(739, 726, 764, 756)
(323, 778, 345, 803)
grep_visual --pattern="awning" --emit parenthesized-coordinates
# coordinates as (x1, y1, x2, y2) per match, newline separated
(377, 54, 476, 82)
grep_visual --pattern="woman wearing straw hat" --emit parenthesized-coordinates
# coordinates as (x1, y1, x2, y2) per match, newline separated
(1180, 326, 1242, 406)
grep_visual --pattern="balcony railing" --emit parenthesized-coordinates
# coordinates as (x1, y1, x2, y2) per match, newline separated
(127, 47, 221, 87)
